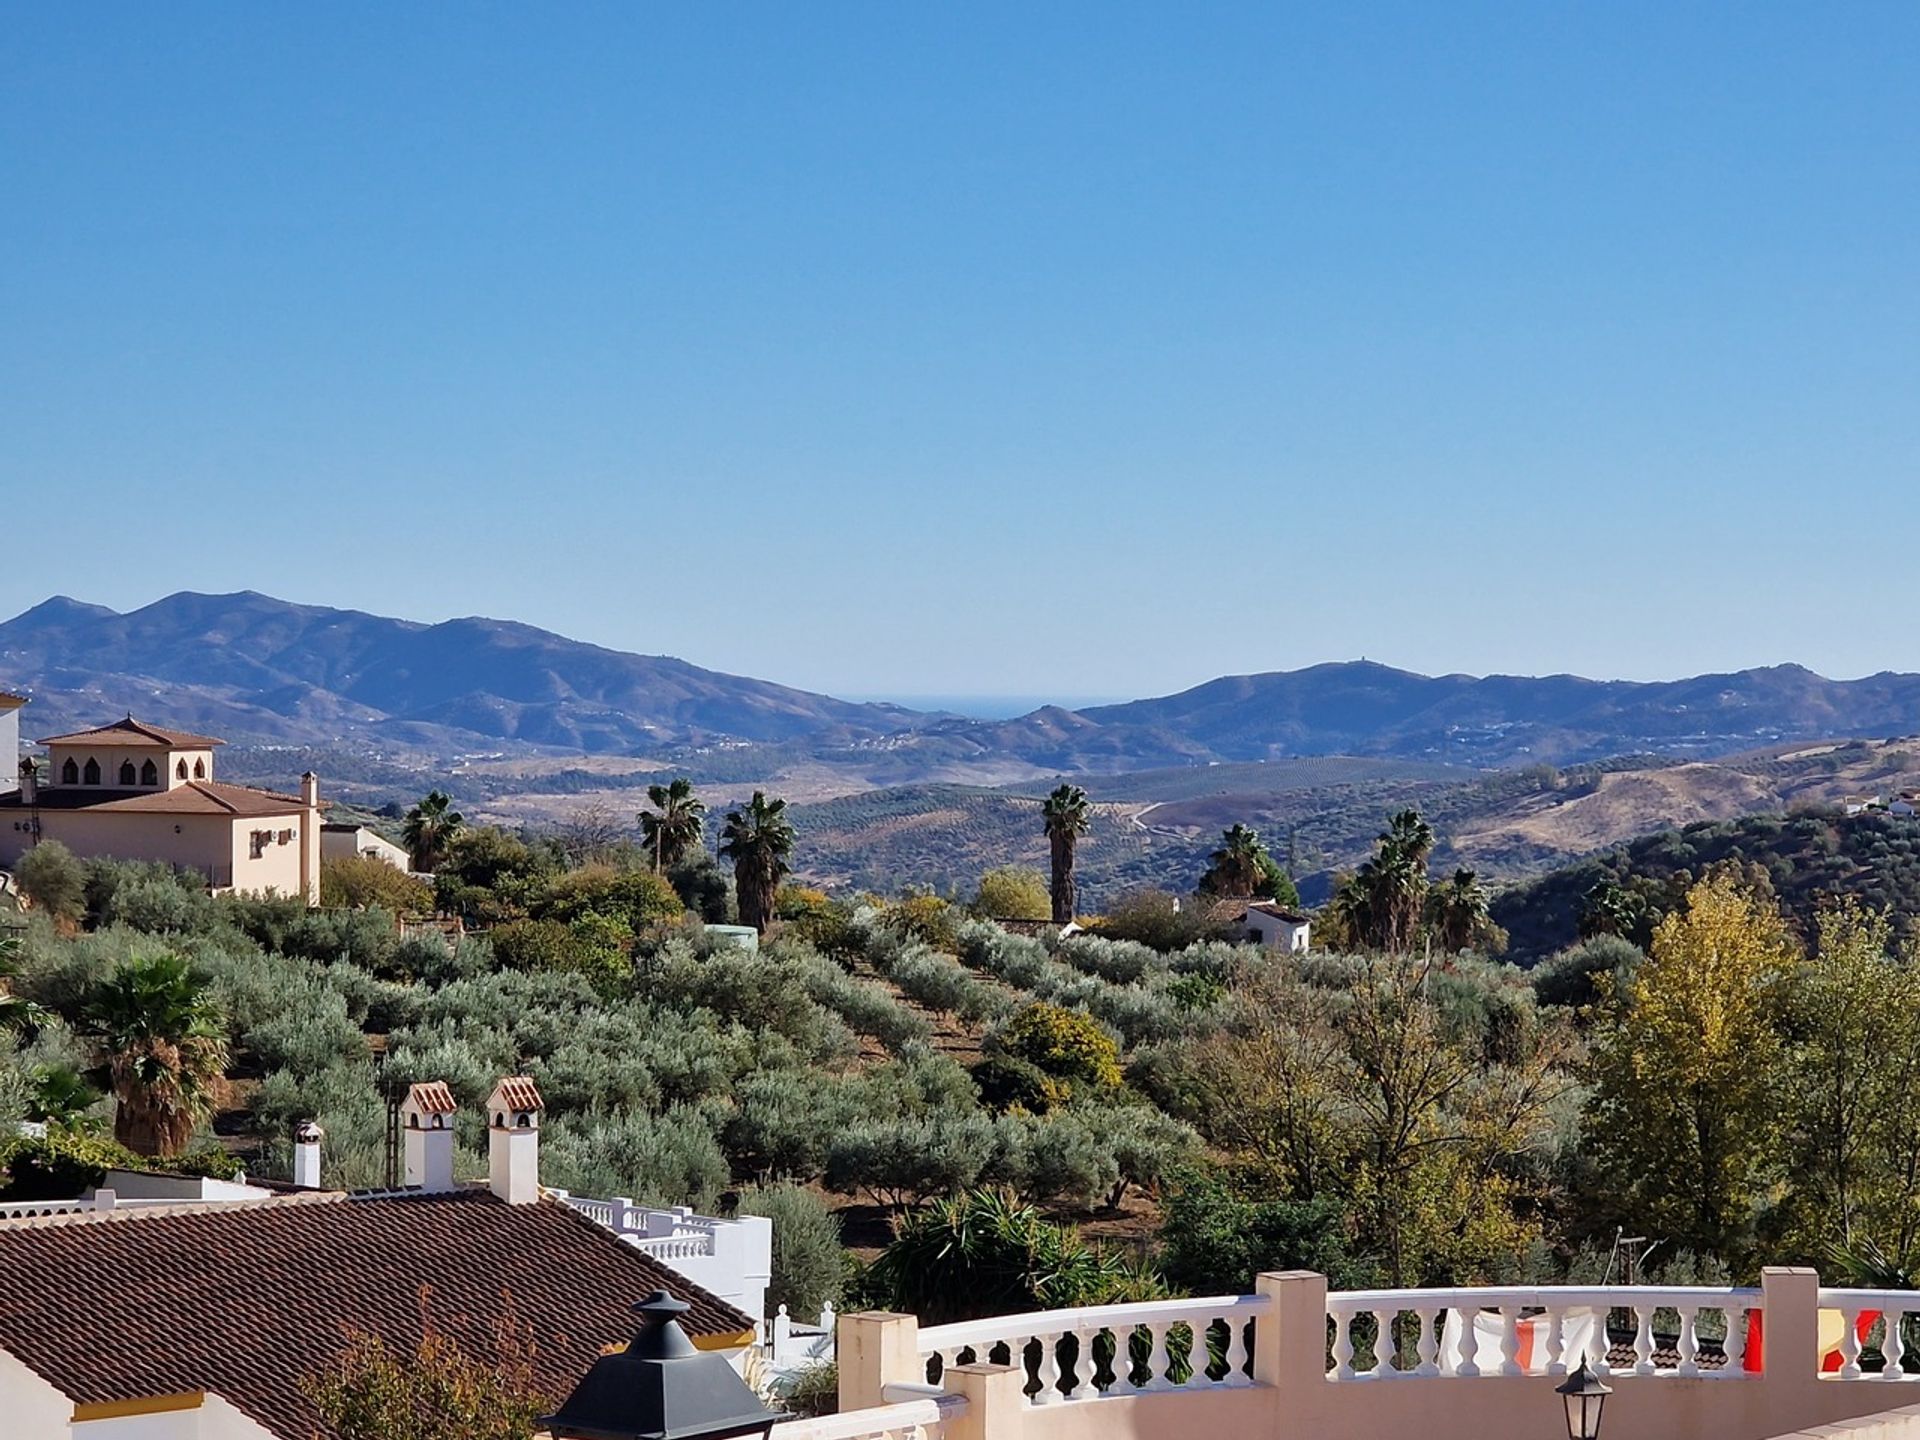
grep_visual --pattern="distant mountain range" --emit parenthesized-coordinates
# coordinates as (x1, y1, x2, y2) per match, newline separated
(0, 592, 915, 753)
(6, 591, 1920, 772)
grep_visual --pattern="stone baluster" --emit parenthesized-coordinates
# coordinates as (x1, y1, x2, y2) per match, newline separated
(1371, 1308, 1397, 1376)
(1677, 1305, 1700, 1377)
(1457, 1310, 1482, 1379)
(1883, 1309, 1907, 1379)
(1068, 1325, 1099, 1399)
(1498, 1309, 1521, 1377)
(1838, 1309, 1864, 1380)
(1414, 1307, 1440, 1378)
(1034, 1329, 1063, 1403)
(1544, 1306, 1568, 1377)
(1721, 1305, 1747, 1378)
(1145, 1323, 1172, 1391)
(1223, 1316, 1251, 1385)
(1633, 1305, 1656, 1376)
(1332, 1311, 1357, 1381)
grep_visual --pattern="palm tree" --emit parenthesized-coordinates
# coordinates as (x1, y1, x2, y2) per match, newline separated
(1200, 823, 1267, 897)
(639, 778, 706, 873)
(1426, 867, 1505, 954)
(719, 791, 796, 934)
(1339, 808, 1437, 952)
(85, 952, 229, 1157)
(1041, 784, 1091, 925)
(402, 790, 465, 873)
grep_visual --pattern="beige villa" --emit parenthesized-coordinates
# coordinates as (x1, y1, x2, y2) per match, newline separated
(0, 710, 321, 903)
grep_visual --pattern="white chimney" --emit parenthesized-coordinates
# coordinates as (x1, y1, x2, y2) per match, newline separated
(293, 1119, 324, 1189)
(399, 1081, 459, 1192)
(486, 1076, 544, 1204)
(17, 758, 35, 805)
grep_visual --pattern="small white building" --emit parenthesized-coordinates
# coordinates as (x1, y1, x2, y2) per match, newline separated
(1893, 792, 1920, 818)
(319, 822, 410, 870)
(1244, 901, 1311, 953)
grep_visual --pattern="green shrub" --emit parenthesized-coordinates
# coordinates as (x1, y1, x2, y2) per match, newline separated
(540, 1106, 731, 1210)
(971, 868, 1051, 922)
(535, 865, 683, 932)
(997, 1003, 1122, 1092)
(971, 1052, 1064, 1114)
(739, 1182, 846, 1318)
(14, 842, 86, 925)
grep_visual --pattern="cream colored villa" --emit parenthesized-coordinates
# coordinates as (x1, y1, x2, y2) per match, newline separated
(0, 710, 321, 903)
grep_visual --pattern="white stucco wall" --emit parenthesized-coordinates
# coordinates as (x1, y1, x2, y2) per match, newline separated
(0, 1345, 73, 1439)
(69, 1395, 273, 1440)
(320, 827, 408, 869)
(0, 703, 20, 795)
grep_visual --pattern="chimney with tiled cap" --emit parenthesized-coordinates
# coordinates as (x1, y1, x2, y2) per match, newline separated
(399, 1081, 459, 1193)
(293, 1119, 324, 1189)
(487, 1075, 543, 1204)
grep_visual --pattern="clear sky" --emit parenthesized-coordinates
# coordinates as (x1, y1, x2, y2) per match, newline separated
(3, 4, 1916, 703)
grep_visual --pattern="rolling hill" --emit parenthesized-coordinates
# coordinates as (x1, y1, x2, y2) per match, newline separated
(0, 591, 920, 753)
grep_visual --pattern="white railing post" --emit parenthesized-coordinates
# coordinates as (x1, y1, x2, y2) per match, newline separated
(611, 1195, 633, 1234)
(944, 1364, 1024, 1440)
(840, 1312, 922, 1413)
(1257, 1271, 1327, 1390)
(774, 1305, 792, 1362)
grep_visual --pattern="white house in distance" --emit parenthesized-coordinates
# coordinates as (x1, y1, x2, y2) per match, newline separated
(1243, 900, 1311, 953)
(319, 820, 409, 870)
(0, 706, 322, 904)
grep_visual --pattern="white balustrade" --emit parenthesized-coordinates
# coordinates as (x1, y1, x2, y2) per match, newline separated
(0, 1198, 92, 1221)
(1818, 1291, 1920, 1382)
(917, 1295, 1269, 1405)
(1325, 1287, 1761, 1381)
(773, 1394, 966, 1440)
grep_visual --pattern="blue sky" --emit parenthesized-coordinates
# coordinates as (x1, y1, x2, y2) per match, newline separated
(3, 4, 1916, 702)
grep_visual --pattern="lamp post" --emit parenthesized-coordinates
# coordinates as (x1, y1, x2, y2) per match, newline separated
(1557, 1358, 1612, 1440)
(544, 1289, 788, 1440)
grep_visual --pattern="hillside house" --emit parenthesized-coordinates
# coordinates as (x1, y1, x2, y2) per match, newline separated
(318, 821, 409, 870)
(1243, 900, 1311, 953)
(0, 710, 321, 904)
(0, 1076, 753, 1439)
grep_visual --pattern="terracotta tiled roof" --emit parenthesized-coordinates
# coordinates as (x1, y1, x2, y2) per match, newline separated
(0, 692, 25, 707)
(401, 1080, 459, 1116)
(489, 1076, 545, 1113)
(37, 716, 225, 748)
(0, 781, 306, 818)
(0, 1190, 754, 1440)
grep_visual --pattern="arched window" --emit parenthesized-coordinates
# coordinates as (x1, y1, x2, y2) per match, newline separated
(61, 758, 79, 785)
(140, 759, 158, 786)
(518, 1114, 532, 1129)
(82, 758, 100, 786)
(193, 758, 205, 779)
(118, 761, 136, 785)
(176, 759, 188, 780)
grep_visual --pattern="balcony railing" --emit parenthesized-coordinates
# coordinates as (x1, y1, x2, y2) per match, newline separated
(916, 1295, 1270, 1404)
(1325, 1284, 1761, 1379)
(837, 1270, 1920, 1440)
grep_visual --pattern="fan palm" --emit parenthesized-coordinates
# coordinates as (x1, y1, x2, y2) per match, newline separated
(719, 791, 796, 934)
(639, 778, 706, 873)
(1201, 824, 1267, 897)
(1340, 808, 1437, 952)
(1427, 867, 1500, 953)
(402, 790, 465, 873)
(1041, 785, 1091, 925)
(85, 952, 229, 1157)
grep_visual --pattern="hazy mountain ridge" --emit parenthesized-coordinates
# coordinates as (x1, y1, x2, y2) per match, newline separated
(6, 591, 1920, 773)
(0, 591, 919, 752)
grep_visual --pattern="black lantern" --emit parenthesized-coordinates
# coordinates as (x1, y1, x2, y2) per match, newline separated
(544, 1290, 787, 1440)
(1556, 1358, 1611, 1440)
